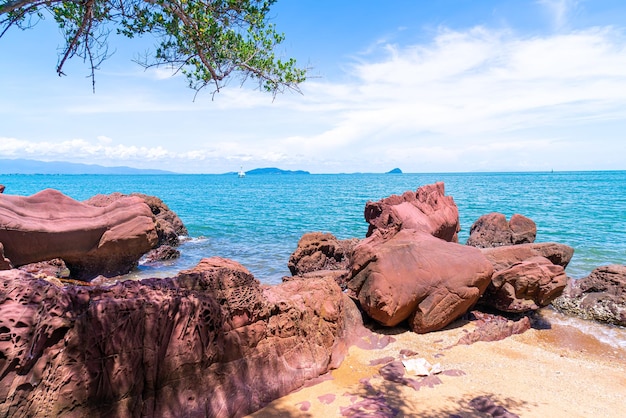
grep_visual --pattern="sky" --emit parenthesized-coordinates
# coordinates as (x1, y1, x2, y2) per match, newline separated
(1, 0, 626, 174)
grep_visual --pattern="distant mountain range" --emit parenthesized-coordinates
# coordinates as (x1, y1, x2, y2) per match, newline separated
(0, 159, 174, 175)
(244, 167, 310, 175)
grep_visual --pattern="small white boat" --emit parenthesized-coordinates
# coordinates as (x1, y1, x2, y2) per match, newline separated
(238, 167, 246, 178)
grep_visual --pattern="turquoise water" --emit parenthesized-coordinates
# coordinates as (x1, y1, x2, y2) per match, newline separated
(1, 171, 624, 285)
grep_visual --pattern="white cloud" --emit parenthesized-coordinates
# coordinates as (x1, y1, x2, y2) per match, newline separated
(3, 24, 626, 173)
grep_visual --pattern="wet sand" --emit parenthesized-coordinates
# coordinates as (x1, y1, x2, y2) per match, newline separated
(249, 308, 626, 417)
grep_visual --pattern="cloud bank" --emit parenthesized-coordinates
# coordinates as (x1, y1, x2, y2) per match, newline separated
(2, 24, 626, 173)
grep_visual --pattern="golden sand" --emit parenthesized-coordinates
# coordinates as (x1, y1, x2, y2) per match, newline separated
(250, 309, 626, 417)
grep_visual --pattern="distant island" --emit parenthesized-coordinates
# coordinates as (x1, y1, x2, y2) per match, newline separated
(386, 168, 403, 174)
(0, 159, 174, 175)
(240, 167, 310, 175)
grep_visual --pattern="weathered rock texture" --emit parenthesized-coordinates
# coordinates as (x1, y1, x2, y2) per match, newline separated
(0, 257, 349, 418)
(478, 243, 573, 313)
(552, 265, 626, 326)
(288, 232, 358, 276)
(348, 230, 494, 333)
(364, 182, 460, 242)
(85, 192, 187, 247)
(481, 256, 568, 312)
(456, 311, 532, 345)
(466, 213, 537, 248)
(0, 189, 158, 280)
(481, 242, 574, 271)
(347, 183, 494, 333)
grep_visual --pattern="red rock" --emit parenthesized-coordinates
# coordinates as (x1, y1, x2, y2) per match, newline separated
(0, 257, 349, 417)
(553, 264, 626, 326)
(85, 192, 187, 247)
(466, 213, 536, 248)
(481, 242, 574, 271)
(143, 245, 181, 263)
(348, 229, 494, 333)
(0, 184, 4, 193)
(17, 258, 70, 279)
(481, 256, 568, 312)
(288, 232, 358, 276)
(456, 311, 531, 345)
(0, 189, 158, 280)
(364, 182, 460, 242)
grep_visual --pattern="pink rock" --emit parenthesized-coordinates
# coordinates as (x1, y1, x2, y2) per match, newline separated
(364, 182, 460, 242)
(466, 213, 537, 248)
(553, 264, 626, 326)
(85, 192, 187, 247)
(456, 311, 532, 345)
(288, 232, 358, 276)
(0, 189, 158, 280)
(0, 257, 350, 417)
(481, 242, 574, 271)
(348, 230, 494, 333)
(481, 256, 568, 312)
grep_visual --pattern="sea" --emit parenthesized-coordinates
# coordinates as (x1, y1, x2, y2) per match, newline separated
(2, 170, 626, 348)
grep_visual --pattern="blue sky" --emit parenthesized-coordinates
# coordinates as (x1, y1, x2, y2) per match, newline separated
(1, 0, 626, 173)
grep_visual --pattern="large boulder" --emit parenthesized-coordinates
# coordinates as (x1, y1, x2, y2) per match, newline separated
(85, 192, 187, 247)
(480, 256, 568, 312)
(552, 265, 626, 326)
(364, 182, 460, 242)
(0, 189, 158, 280)
(466, 213, 536, 248)
(347, 229, 494, 333)
(478, 243, 573, 313)
(288, 232, 358, 276)
(0, 257, 349, 418)
(481, 242, 574, 271)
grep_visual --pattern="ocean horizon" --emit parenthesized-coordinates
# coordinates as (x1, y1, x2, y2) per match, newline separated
(1, 170, 624, 285)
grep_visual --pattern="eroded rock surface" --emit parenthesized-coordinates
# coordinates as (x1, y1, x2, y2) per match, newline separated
(0, 189, 158, 280)
(0, 257, 348, 418)
(364, 182, 460, 242)
(466, 213, 536, 248)
(288, 232, 358, 276)
(481, 242, 574, 271)
(553, 265, 626, 326)
(480, 256, 568, 312)
(348, 230, 494, 333)
(85, 192, 187, 247)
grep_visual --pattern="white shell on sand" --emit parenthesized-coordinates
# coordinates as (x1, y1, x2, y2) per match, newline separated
(402, 358, 442, 376)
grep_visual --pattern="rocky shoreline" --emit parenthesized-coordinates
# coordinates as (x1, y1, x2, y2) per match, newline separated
(1, 182, 625, 417)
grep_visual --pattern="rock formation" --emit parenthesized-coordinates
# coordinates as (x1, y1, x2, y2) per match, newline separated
(0, 184, 4, 193)
(0, 189, 158, 280)
(348, 230, 494, 333)
(364, 182, 460, 242)
(480, 256, 568, 312)
(477, 242, 572, 313)
(287, 232, 359, 287)
(552, 264, 626, 326)
(0, 257, 349, 418)
(466, 212, 537, 248)
(345, 183, 498, 333)
(480, 242, 574, 271)
(85, 192, 188, 247)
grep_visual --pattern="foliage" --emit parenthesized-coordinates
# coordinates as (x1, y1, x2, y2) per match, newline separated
(0, 0, 306, 94)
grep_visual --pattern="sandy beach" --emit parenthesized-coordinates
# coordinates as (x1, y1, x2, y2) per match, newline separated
(250, 308, 626, 417)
